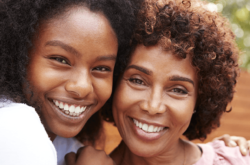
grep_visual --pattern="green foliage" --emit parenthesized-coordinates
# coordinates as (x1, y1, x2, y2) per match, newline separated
(205, 0, 250, 71)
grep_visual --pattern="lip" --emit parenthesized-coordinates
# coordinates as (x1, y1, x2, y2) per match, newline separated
(131, 117, 168, 128)
(129, 117, 168, 141)
(47, 98, 92, 124)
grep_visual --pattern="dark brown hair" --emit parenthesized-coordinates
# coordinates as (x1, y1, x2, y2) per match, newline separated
(0, 0, 139, 145)
(102, 0, 239, 140)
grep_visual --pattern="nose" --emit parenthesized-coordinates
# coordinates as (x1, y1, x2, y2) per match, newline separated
(65, 70, 93, 98)
(139, 86, 166, 115)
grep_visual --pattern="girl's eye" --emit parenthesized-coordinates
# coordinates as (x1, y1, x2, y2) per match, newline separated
(93, 67, 111, 72)
(172, 88, 188, 94)
(129, 78, 145, 85)
(51, 57, 69, 65)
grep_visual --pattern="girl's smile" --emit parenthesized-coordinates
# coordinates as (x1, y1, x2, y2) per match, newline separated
(52, 99, 87, 117)
(26, 6, 118, 140)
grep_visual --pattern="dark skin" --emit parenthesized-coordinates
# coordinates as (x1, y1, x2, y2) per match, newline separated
(26, 6, 118, 141)
(24, 3, 248, 165)
(65, 45, 249, 165)
(111, 44, 200, 165)
(65, 146, 116, 165)
(65, 136, 249, 165)
(110, 44, 249, 165)
(26, 6, 117, 165)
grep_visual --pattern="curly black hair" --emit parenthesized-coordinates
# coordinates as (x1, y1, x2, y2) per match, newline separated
(102, 0, 239, 140)
(0, 0, 140, 144)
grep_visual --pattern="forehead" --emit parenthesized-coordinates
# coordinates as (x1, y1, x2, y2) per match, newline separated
(39, 7, 116, 43)
(32, 6, 118, 56)
(129, 44, 197, 80)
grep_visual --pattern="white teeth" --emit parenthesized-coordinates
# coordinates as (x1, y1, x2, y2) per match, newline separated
(64, 104, 69, 111)
(142, 124, 148, 132)
(139, 122, 142, 128)
(148, 125, 154, 133)
(79, 106, 86, 113)
(75, 106, 80, 113)
(133, 118, 165, 133)
(153, 126, 158, 132)
(69, 105, 75, 113)
(133, 119, 139, 127)
(55, 100, 59, 106)
(59, 102, 64, 109)
(53, 100, 87, 117)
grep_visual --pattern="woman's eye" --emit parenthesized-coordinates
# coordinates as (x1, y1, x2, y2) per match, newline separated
(172, 88, 188, 94)
(129, 78, 145, 85)
(93, 67, 111, 72)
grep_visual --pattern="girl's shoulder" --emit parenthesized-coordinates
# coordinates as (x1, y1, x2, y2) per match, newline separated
(0, 100, 40, 122)
(0, 100, 57, 165)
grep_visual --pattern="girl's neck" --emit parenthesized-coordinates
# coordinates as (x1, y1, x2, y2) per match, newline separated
(46, 130, 56, 141)
(110, 139, 202, 165)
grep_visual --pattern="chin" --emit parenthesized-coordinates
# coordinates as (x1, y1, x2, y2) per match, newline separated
(129, 145, 159, 158)
(51, 124, 84, 139)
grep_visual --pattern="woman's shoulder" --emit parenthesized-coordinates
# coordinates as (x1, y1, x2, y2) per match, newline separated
(195, 140, 250, 165)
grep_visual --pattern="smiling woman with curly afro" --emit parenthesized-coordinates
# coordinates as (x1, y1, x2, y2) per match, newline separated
(101, 0, 248, 165)
(0, 0, 140, 164)
(130, 0, 239, 141)
(103, 0, 239, 140)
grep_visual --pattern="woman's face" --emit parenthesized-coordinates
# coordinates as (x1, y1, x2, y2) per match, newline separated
(27, 7, 118, 139)
(112, 44, 198, 157)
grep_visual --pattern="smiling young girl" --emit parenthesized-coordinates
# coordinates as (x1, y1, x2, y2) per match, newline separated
(101, 0, 250, 164)
(0, 1, 248, 165)
(0, 0, 137, 164)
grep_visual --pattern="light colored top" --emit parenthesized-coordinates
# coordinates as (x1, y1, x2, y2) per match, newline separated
(0, 100, 57, 165)
(53, 135, 84, 165)
(194, 140, 250, 165)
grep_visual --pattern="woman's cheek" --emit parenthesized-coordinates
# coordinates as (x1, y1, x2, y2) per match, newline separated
(168, 100, 194, 131)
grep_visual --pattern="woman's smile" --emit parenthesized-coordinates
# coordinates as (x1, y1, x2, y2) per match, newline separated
(131, 118, 168, 141)
(112, 44, 198, 157)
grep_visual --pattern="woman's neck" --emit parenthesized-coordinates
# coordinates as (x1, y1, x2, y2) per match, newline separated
(111, 139, 201, 165)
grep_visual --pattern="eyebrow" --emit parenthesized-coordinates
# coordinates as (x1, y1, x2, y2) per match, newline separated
(169, 75, 194, 86)
(45, 40, 79, 56)
(96, 55, 116, 61)
(126, 65, 152, 75)
(45, 40, 116, 61)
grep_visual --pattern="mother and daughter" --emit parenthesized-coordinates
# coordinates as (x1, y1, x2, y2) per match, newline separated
(0, 0, 249, 165)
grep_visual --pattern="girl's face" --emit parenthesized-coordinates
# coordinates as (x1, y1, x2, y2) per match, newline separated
(112, 44, 198, 157)
(27, 7, 118, 139)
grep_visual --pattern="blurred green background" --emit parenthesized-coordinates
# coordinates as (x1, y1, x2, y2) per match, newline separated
(205, 0, 250, 71)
